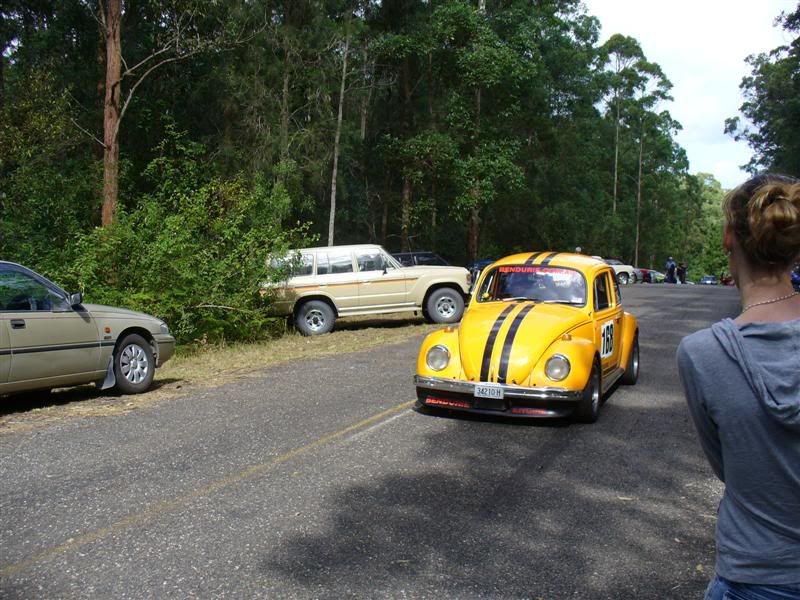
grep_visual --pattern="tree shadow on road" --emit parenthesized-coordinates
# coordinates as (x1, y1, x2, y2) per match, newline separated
(258, 396, 718, 599)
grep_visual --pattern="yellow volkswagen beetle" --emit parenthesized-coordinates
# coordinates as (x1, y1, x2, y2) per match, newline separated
(414, 252, 639, 423)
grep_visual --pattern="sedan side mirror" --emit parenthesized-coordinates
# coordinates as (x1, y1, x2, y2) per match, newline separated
(69, 292, 83, 307)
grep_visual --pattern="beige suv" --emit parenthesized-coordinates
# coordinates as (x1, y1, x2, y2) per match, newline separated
(267, 244, 471, 335)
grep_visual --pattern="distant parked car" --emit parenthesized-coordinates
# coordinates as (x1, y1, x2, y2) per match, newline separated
(597, 258, 637, 285)
(1, 261, 175, 396)
(391, 251, 449, 267)
(791, 265, 800, 291)
(467, 259, 496, 291)
(699, 275, 718, 285)
(643, 270, 665, 284)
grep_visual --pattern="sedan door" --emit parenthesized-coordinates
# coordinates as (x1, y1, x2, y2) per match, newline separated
(0, 265, 103, 393)
(0, 311, 9, 385)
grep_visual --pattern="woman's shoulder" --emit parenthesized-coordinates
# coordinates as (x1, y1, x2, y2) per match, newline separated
(678, 324, 718, 358)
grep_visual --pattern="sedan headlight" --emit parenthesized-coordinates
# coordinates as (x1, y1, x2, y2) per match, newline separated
(159, 321, 170, 335)
(545, 354, 570, 381)
(426, 345, 450, 371)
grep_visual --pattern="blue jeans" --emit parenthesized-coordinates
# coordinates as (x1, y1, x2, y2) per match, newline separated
(705, 575, 800, 600)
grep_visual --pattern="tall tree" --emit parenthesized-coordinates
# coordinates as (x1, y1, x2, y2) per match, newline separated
(725, 6, 800, 176)
(98, 1, 235, 225)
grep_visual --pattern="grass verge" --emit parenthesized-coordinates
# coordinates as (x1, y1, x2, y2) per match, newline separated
(0, 314, 439, 434)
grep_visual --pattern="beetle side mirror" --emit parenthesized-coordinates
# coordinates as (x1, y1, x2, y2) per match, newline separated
(69, 292, 83, 307)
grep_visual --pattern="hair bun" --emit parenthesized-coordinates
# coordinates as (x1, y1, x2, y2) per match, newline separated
(746, 181, 800, 265)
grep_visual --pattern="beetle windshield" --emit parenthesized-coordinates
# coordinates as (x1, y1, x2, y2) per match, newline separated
(477, 265, 586, 305)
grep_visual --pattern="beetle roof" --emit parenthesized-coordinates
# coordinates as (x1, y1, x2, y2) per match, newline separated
(490, 252, 607, 272)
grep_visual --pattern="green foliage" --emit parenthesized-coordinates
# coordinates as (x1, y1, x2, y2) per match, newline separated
(725, 6, 800, 176)
(65, 134, 310, 343)
(2, 0, 766, 335)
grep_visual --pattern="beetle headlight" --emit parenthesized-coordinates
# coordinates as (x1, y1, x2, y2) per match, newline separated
(426, 345, 450, 371)
(545, 354, 570, 381)
(159, 321, 170, 335)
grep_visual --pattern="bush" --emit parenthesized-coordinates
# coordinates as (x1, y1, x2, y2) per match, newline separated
(65, 131, 310, 344)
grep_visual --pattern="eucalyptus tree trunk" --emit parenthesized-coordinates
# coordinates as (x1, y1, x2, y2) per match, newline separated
(280, 64, 290, 168)
(400, 176, 412, 251)
(399, 56, 413, 251)
(612, 95, 620, 216)
(634, 123, 644, 266)
(328, 33, 349, 246)
(101, 0, 122, 226)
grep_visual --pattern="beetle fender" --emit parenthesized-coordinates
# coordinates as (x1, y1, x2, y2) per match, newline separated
(528, 335, 597, 390)
(416, 327, 462, 379)
(618, 311, 638, 368)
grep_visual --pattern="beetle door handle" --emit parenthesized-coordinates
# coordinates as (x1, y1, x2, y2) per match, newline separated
(10, 319, 26, 329)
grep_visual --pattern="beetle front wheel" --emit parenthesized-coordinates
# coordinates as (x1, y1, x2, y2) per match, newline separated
(574, 361, 601, 423)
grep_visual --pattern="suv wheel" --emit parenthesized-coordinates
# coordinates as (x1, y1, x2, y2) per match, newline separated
(295, 300, 335, 335)
(426, 287, 465, 324)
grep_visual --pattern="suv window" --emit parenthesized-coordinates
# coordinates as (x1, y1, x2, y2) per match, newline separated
(325, 250, 354, 274)
(296, 254, 314, 276)
(356, 250, 389, 272)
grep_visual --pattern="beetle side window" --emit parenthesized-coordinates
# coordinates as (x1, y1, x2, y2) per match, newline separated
(594, 273, 611, 311)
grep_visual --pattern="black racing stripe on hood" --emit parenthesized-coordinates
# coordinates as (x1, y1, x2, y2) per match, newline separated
(540, 251, 560, 266)
(480, 304, 517, 382)
(524, 252, 543, 265)
(497, 304, 535, 384)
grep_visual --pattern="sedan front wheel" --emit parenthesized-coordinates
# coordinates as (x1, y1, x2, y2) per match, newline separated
(114, 333, 155, 394)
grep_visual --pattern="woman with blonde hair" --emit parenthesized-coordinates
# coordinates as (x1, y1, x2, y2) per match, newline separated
(677, 173, 800, 599)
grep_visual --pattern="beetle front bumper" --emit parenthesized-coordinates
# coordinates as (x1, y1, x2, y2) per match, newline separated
(414, 375, 583, 418)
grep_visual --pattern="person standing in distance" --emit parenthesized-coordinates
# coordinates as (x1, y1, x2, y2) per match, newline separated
(665, 256, 677, 283)
(677, 173, 800, 599)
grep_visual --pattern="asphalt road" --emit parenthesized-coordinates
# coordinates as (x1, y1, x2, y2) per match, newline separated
(0, 284, 741, 599)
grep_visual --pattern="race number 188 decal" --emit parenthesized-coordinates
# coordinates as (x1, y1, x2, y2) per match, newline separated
(600, 321, 615, 358)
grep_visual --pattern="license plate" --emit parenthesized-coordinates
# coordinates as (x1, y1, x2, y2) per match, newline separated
(474, 384, 504, 400)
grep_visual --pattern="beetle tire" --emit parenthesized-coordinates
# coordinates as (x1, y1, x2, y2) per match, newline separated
(295, 300, 335, 336)
(621, 333, 639, 385)
(425, 287, 465, 324)
(113, 333, 155, 394)
(574, 361, 601, 423)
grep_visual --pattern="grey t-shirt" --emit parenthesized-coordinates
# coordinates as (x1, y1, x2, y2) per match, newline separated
(677, 318, 800, 585)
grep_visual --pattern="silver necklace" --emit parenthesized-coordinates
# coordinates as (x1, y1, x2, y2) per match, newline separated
(741, 291, 799, 313)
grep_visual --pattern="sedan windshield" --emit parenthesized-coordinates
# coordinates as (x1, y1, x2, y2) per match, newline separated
(477, 265, 586, 305)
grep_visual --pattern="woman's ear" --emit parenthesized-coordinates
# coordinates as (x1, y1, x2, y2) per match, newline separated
(722, 226, 735, 255)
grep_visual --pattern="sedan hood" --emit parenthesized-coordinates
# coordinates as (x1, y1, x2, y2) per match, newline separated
(459, 301, 588, 384)
(82, 303, 162, 323)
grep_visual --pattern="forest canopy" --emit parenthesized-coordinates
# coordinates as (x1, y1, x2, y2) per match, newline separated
(1, 0, 796, 343)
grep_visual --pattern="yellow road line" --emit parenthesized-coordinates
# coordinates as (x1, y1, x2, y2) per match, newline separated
(0, 400, 415, 578)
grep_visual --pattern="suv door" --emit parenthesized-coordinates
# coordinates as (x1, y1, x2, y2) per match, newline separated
(0, 265, 102, 393)
(355, 249, 409, 308)
(592, 269, 623, 378)
(313, 249, 359, 311)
